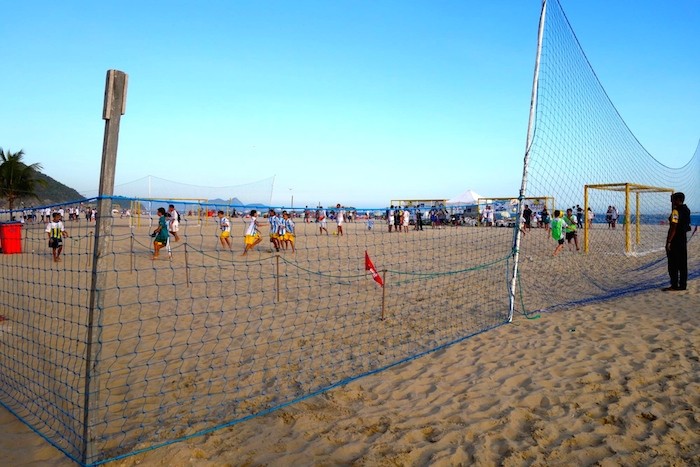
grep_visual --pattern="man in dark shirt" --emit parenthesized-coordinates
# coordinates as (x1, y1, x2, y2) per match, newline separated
(663, 192, 691, 291)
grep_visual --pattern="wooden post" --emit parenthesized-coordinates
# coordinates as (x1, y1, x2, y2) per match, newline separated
(130, 234, 134, 273)
(82, 70, 128, 466)
(184, 242, 190, 287)
(276, 254, 280, 302)
(381, 269, 387, 320)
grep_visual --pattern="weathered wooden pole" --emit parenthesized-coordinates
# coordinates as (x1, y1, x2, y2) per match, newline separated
(82, 69, 128, 465)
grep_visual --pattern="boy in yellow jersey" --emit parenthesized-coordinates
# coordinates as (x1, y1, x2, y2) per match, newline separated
(45, 212, 69, 262)
(242, 210, 262, 256)
(565, 208, 579, 251)
(217, 210, 232, 250)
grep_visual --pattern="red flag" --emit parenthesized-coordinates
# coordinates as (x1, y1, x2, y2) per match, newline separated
(365, 250, 384, 287)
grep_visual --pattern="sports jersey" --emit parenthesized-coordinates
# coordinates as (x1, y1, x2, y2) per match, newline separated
(219, 216, 231, 233)
(45, 221, 65, 238)
(246, 217, 258, 236)
(551, 217, 565, 240)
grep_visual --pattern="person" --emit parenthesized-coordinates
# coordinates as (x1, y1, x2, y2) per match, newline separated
(46, 212, 69, 262)
(402, 207, 410, 232)
(606, 206, 613, 229)
(242, 210, 262, 256)
(523, 205, 532, 232)
(168, 204, 181, 242)
(335, 203, 345, 236)
(151, 207, 170, 260)
(611, 206, 619, 229)
(217, 210, 232, 250)
(550, 210, 566, 256)
(565, 208, 579, 251)
(268, 209, 281, 251)
(317, 206, 328, 235)
(541, 207, 551, 233)
(587, 207, 595, 228)
(664, 192, 691, 291)
(576, 205, 584, 228)
(415, 207, 423, 231)
(282, 211, 296, 252)
(482, 205, 494, 227)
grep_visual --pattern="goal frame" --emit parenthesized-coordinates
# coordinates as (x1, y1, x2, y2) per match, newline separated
(583, 183, 674, 254)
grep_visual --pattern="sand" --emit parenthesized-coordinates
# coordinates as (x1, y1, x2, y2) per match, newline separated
(1, 275, 697, 466)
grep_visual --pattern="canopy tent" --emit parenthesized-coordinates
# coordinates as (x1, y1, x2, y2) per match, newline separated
(446, 189, 483, 206)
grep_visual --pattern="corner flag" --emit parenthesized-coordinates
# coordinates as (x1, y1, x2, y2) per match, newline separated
(364, 250, 384, 287)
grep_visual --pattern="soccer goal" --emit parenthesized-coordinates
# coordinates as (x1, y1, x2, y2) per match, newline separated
(583, 183, 674, 255)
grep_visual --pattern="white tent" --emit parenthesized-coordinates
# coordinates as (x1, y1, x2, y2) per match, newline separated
(446, 189, 483, 206)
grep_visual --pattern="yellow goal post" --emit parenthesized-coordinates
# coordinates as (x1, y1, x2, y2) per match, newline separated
(583, 183, 674, 254)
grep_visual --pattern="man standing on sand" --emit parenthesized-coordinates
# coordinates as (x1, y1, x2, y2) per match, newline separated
(663, 192, 691, 291)
(317, 206, 328, 235)
(523, 205, 533, 232)
(335, 204, 345, 236)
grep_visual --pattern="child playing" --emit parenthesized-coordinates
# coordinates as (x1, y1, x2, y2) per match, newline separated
(282, 211, 296, 252)
(550, 209, 567, 256)
(46, 212, 69, 262)
(152, 207, 170, 259)
(217, 210, 232, 250)
(242, 210, 262, 256)
(565, 208, 580, 251)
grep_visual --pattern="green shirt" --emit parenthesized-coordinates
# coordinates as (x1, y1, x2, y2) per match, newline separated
(551, 217, 565, 240)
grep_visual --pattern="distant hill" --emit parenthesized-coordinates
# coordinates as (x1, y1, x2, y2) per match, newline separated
(0, 170, 84, 209)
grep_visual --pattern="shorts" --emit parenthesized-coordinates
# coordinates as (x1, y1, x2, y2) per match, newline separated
(283, 233, 295, 242)
(170, 220, 179, 232)
(269, 233, 279, 239)
(245, 233, 260, 246)
(337, 219, 344, 226)
(154, 240, 167, 247)
(319, 219, 327, 228)
(557, 238, 565, 245)
(48, 238, 62, 249)
(220, 231, 230, 239)
(566, 231, 577, 241)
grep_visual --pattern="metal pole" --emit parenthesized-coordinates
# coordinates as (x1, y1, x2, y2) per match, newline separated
(276, 254, 280, 302)
(508, 0, 547, 323)
(635, 192, 641, 246)
(625, 184, 631, 254)
(82, 69, 127, 465)
(583, 185, 589, 253)
(381, 270, 387, 320)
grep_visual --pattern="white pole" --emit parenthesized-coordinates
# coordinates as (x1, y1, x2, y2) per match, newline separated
(508, 0, 547, 322)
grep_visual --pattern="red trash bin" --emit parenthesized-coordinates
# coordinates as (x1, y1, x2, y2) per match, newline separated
(0, 222, 23, 254)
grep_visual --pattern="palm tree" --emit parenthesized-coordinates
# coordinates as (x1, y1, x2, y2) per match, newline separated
(0, 148, 46, 211)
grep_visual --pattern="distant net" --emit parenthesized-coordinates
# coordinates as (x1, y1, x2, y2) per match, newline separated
(80, 175, 276, 208)
(0, 0, 698, 465)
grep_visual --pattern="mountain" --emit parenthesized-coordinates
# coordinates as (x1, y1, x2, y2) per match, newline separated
(0, 171, 84, 209)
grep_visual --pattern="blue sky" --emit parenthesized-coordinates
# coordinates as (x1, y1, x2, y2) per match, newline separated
(2, 1, 698, 208)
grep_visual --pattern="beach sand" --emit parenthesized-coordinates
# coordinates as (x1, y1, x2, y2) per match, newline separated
(1, 275, 697, 466)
